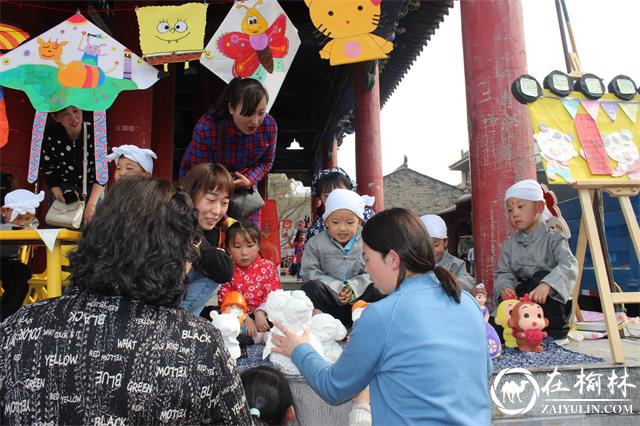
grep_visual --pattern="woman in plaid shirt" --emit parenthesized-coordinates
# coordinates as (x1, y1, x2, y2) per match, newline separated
(180, 78, 277, 226)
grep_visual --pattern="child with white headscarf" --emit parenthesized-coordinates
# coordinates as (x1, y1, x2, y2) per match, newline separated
(420, 214, 475, 291)
(107, 145, 157, 181)
(493, 179, 578, 339)
(1, 189, 44, 319)
(300, 188, 384, 328)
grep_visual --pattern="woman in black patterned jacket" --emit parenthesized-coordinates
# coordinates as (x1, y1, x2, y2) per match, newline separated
(0, 176, 252, 425)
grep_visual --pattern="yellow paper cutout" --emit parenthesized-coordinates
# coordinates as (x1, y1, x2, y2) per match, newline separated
(528, 91, 640, 184)
(304, 0, 393, 66)
(136, 3, 207, 63)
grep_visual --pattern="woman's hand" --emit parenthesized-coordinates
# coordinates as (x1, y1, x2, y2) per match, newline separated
(83, 184, 104, 224)
(83, 203, 96, 224)
(254, 310, 270, 332)
(271, 322, 310, 358)
(233, 171, 252, 190)
(244, 316, 257, 338)
(51, 187, 65, 203)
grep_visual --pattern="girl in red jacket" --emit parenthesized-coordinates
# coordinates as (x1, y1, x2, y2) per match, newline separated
(218, 221, 282, 338)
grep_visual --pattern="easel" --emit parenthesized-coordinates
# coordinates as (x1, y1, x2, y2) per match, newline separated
(571, 181, 640, 363)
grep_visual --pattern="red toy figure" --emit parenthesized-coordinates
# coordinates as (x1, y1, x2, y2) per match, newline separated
(221, 291, 248, 326)
(507, 294, 549, 353)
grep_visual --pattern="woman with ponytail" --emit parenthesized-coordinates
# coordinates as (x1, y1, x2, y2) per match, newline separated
(272, 208, 491, 425)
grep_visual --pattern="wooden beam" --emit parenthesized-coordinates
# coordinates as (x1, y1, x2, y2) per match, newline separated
(578, 188, 626, 363)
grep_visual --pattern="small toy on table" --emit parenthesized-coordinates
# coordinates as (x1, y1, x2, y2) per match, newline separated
(264, 290, 324, 375)
(209, 311, 241, 359)
(508, 294, 549, 353)
(221, 291, 253, 356)
(309, 313, 347, 363)
(495, 295, 520, 348)
(471, 284, 501, 358)
(351, 300, 369, 323)
(221, 291, 248, 327)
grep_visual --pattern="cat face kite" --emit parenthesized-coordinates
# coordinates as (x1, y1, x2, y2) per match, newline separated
(304, 0, 393, 65)
(0, 13, 158, 112)
(201, 0, 300, 111)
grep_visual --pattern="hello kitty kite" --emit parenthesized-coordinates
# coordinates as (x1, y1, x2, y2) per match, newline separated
(304, 0, 393, 65)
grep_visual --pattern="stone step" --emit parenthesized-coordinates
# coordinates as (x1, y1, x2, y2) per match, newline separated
(490, 363, 640, 421)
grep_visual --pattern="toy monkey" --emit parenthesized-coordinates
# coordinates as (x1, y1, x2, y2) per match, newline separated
(507, 294, 549, 353)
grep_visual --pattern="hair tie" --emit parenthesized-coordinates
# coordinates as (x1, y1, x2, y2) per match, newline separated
(249, 408, 261, 418)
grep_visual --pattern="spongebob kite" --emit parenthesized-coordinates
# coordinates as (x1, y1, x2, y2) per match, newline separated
(136, 2, 208, 76)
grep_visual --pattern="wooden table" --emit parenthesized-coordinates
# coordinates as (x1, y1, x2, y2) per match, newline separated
(0, 229, 81, 298)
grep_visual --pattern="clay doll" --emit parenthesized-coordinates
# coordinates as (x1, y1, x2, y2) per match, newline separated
(507, 294, 549, 353)
(310, 313, 347, 363)
(209, 311, 241, 359)
(351, 300, 369, 323)
(264, 290, 324, 374)
(221, 290, 248, 327)
(262, 290, 291, 359)
(495, 296, 520, 348)
(471, 284, 501, 358)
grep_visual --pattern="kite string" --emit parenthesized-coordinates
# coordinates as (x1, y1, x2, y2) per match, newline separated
(2, 0, 236, 14)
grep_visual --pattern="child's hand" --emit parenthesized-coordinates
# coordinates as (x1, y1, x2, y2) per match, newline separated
(254, 310, 270, 332)
(530, 282, 551, 305)
(339, 285, 353, 305)
(500, 288, 516, 300)
(244, 316, 257, 338)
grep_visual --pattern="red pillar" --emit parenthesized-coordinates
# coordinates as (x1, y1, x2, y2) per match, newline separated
(108, 0, 154, 180)
(323, 140, 338, 169)
(354, 62, 384, 212)
(460, 0, 536, 295)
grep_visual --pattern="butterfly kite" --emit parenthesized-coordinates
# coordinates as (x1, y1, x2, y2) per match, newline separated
(201, 0, 300, 111)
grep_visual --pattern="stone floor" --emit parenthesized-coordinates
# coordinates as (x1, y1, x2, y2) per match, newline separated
(564, 321, 640, 365)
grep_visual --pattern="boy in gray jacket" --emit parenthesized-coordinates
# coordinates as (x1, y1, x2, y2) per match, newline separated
(420, 214, 475, 291)
(301, 189, 384, 327)
(493, 179, 578, 339)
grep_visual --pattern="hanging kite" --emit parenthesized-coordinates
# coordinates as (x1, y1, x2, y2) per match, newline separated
(0, 22, 30, 148)
(201, 0, 300, 111)
(136, 2, 208, 76)
(0, 13, 159, 184)
(0, 22, 29, 50)
(304, 0, 393, 65)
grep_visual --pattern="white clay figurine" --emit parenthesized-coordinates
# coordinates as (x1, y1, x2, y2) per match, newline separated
(210, 311, 241, 360)
(310, 313, 347, 363)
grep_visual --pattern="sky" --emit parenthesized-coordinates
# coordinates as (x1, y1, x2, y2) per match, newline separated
(337, 0, 640, 186)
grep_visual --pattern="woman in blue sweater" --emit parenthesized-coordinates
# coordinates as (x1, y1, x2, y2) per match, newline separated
(272, 208, 492, 425)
